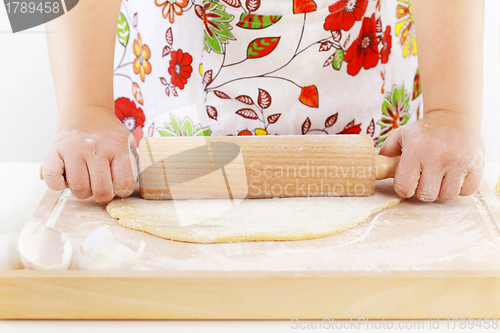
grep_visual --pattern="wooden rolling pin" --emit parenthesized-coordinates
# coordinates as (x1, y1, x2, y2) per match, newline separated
(40, 135, 400, 199)
(139, 135, 400, 200)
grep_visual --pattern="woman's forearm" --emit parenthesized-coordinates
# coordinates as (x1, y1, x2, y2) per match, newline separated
(411, 0, 484, 131)
(45, 0, 122, 130)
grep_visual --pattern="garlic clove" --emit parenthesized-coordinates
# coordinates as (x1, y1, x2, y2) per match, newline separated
(77, 226, 145, 271)
(0, 233, 23, 270)
(18, 220, 73, 271)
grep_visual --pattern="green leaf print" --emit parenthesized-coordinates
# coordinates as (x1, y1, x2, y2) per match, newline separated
(247, 37, 280, 59)
(377, 84, 411, 145)
(206, 31, 224, 54)
(171, 114, 182, 136)
(195, 128, 211, 136)
(332, 48, 344, 70)
(117, 13, 130, 47)
(237, 14, 282, 29)
(182, 119, 194, 136)
(158, 129, 176, 137)
(381, 100, 392, 117)
(200, 0, 236, 54)
(391, 86, 401, 110)
(157, 114, 211, 137)
(403, 96, 410, 113)
(400, 113, 409, 126)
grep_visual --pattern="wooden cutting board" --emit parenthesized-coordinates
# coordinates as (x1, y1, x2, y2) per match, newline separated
(1, 180, 500, 320)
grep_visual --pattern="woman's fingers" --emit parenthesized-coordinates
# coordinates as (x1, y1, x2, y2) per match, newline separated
(380, 128, 422, 199)
(439, 168, 466, 201)
(415, 166, 445, 202)
(393, 150, 422, 198)
(64, 156, 92, 199)
(460, 168, 484, 196)
(43, 151, 67, 191)
(87, 155, 114, 204)
(379, 128, 403, 157)
(111, 151, 137, 198)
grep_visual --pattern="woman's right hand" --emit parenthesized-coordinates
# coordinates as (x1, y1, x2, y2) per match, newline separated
(43, 106, 138, 204)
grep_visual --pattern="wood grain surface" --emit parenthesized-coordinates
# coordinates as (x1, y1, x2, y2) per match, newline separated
(0, 181, 499, 319)
(139, 135, 378, 199)
(1, 271, 499, 319)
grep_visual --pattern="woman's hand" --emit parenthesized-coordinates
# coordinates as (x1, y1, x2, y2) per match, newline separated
(379, 109, 485, 202)
(43, 106, 138, 204)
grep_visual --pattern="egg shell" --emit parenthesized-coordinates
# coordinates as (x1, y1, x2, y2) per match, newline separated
(0, 233, 23, 270)
(18, 220, 73, 271)
(77, 226, 145, 271)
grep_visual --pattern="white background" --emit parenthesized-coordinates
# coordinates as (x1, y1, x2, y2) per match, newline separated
(0, 1, 499, 164)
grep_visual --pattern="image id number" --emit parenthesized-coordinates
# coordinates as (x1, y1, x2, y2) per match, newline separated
(5, 1, 60, 14)
(447, 318, 498, 329)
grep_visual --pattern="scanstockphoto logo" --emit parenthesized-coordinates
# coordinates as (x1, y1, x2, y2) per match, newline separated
(3, 0, 79, 33)
(140, 137, 249, 227)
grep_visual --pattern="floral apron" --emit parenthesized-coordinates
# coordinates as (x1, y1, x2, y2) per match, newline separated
(113, 0, 421, 147)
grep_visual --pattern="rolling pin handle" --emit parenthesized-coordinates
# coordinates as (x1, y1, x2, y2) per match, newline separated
(375, 154, 401, 180)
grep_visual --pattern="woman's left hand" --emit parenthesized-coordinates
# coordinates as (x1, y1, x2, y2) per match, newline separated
(379, 109, 485, 202)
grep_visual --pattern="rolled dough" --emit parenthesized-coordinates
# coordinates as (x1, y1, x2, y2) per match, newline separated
(106, 180, 401, 243)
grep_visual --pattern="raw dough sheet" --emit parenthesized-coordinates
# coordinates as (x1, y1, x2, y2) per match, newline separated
(107, 180, 401, 243)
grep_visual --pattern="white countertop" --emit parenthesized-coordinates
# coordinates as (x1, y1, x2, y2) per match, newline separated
(0, 162, 498, 331)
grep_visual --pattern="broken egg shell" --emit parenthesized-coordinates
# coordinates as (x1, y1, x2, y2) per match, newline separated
(0, 233, 23, 270)
(18, 220, 73, 271)
(81, 225, 116, 256)
(76, 226, 145, 271)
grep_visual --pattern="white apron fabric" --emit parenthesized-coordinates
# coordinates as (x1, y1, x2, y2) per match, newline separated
(113, 0, 421, 147)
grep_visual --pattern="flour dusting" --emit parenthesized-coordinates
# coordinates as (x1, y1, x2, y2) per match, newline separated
(51, 180, 500, 273)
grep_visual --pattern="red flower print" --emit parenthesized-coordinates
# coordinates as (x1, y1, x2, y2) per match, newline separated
(323, 0, 368, 32)
(168, 49, 193, 90)
(115, 97, 145, 130)
(336, 120, 362, 134)
(115, 97, 146, 147)
(344, 13, 379, 76)
(380, 26, 392, 64)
